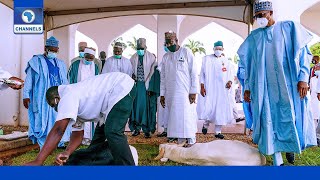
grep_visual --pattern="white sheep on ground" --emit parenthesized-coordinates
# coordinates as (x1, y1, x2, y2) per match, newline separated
(154, 140, 266, 166)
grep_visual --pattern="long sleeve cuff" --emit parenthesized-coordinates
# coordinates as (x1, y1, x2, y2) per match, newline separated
(160, 90, 165, 96)
(298, 71, 309, 83)
(189, 86, 198, 94)
(23, 90, 30, 99)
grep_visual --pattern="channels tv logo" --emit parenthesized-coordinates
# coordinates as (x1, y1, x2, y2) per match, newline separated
(14, 8, 43, 34)
(21, 9, 36, 24)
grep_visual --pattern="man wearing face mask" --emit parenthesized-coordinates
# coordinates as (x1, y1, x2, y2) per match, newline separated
(67, 47, 100, 145)
(71, 42, 102, 73)
(101, 42, 132, 76)
(70, 42, 87, 65)
(197, 41, 235, 139)
(129, 38, 160, 138)
(310, 56, 320, 81)
(99, 51, 107, 71)
(23, 36, 71, 149)
(237, 0, 317, 166)
(160, 31, 198, 148)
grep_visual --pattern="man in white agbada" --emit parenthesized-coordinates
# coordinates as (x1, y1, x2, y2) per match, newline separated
(68, 47, 100, 145)
(160, 31, 198, 147)
(197, 41, 235, 139)
(157, 56, 169, 138)
(0, 67, 24, 90)
(71, 42, 102, 72)
(101, 42, 132, 76)
(25, 72, 137, 166)
(315, 68, 320, 146)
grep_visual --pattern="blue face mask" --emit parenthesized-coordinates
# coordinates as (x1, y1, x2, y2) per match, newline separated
(137, 50, 145, 56)
(83, 59, 93, 65)
(79, 52, 85, 58)
(47, 52, 57, 59)
(164, 46, 170, 52)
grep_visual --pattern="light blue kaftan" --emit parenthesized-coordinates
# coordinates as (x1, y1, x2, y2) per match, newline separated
(237, 66, 253, 129)
(23, 54, 71, 149)
(237, 21, 317, 155)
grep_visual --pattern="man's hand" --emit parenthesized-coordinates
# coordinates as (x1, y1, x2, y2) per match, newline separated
(189, 94, 196, 104)
(297, 81, 309, 99)
(200, 86, 206, 97)
(147, 91, 154, 96)
(55, 151, 70, 166)
(23, 98, 30, 109)
(24, 159, 43, 166)
(317, 93, 320, 101)
(225, 81, 232, 89)
(244, 90, 251, 103)
(160, 96, 165, 108)
(7, 77, 24, 90)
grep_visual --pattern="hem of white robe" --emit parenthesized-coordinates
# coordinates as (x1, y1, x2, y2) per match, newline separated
(167, 133, 196, 138)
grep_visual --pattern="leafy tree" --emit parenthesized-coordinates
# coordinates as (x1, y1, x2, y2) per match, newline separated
(183, 39, 206, 56)
(310, 42, 320, 57)
(233, 54, 240, 64)
(127, 37, 138, 51)
(111, 37, 127, 49)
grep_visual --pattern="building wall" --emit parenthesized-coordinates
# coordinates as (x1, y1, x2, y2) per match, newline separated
(0, 3, 43, 126)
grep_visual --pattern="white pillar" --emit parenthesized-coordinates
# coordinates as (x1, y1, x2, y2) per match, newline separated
(51, 26, 76, 67)
(68, 24, 79, 61)
(19, 35, 44, 126)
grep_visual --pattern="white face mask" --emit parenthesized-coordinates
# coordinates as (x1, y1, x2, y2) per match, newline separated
(214, 50, 223, 57)
(315, 70, 320, 77)
(256, 17, 269, 28)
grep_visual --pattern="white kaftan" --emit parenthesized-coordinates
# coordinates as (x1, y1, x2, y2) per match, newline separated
(160, 47, 198, 139)
(77, 60, 97, 140)
(56, 72, 134, 131)
(101, 56, 132, 76)
(197, 55, 235, 125)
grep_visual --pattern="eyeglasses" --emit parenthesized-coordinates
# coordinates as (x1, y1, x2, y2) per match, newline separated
(47, 49, 59, 54)
(253, 12, 268, 19)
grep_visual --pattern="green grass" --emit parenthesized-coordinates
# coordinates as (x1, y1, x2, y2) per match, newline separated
(10, 144, 320, 166)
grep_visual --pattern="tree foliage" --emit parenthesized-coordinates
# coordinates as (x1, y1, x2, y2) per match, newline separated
(183, 39, 206, 56)
(310, 42, 320, 57)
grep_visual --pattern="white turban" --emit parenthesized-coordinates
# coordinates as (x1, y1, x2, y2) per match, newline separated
(84, 48, 96, 56)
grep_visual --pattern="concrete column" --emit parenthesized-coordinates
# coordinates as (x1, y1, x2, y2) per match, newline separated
(19, 35, 44, 126)
(157, 15, 178, 64)
(52, 26, 76, 67)
(68, 24, 79, 61)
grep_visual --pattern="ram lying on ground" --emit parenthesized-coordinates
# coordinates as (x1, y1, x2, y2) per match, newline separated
(154, 140, 266, 166)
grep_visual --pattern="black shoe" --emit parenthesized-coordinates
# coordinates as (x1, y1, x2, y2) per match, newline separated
(286, 152, 295, 164)
(215, 133, 224, 139)
(236, 117, 245, 123)
(144, 132, 151, 138)
(167, 138, 178, 143)
(317, 138, 320, 147)
(132, 130, 140, 136)
(157, 132, 167, 137)
(202, 126, 208, 135)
